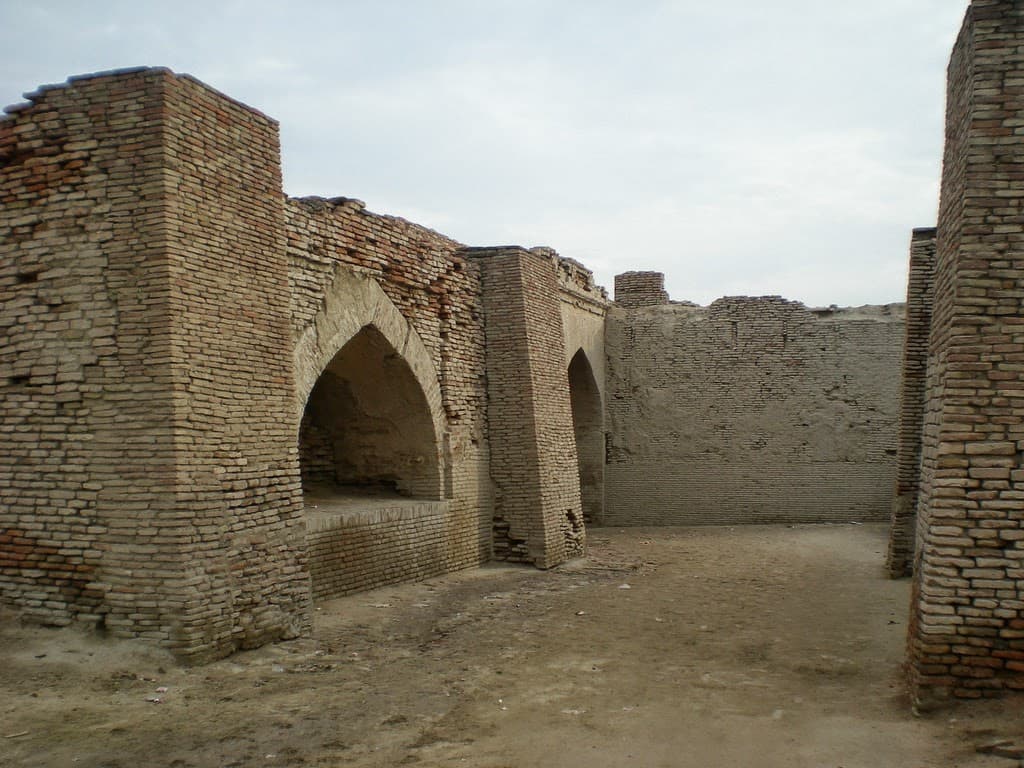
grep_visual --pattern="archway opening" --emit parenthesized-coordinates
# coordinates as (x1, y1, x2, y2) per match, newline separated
(299, 324, 442, 505)
(568, 348, 604, 525)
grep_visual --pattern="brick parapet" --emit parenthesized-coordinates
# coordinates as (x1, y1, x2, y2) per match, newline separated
(887, 228, 937, 578)
(908, 0, 1024, 703)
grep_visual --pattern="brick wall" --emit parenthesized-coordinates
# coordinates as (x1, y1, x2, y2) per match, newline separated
(285, 198, 494, 595)
(1, 69, 177, 636)
(306, 501, 450, 600)
(907, 0, 1024, 703)
(0, 69, 310, 660)
(887, 228, 937, 577)
(469, 247, 585, 567)
(605, 291, 904, 526)
(555, 255, 609, 525)
(158, 73, 309, 658)
(614, 271, 669, 307)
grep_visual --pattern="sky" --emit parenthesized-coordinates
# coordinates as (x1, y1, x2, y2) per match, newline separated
(0, 1, 971, 307)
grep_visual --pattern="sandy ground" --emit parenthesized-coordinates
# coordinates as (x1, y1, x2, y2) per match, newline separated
(1, 523, 1022, 768)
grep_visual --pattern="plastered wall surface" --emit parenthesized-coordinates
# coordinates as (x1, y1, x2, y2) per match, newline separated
(605, 296, 905, 526)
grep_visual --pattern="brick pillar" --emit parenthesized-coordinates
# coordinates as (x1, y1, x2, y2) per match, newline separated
(908, 0, 1024, 704)
(467, 247, 585, 568)
(887, 228, 936, 577)
(0, 68, 310, 660)
(614, 271, 669, 307)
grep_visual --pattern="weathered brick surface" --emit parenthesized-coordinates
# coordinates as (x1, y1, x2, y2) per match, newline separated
(605, 290, 904, 525)
(908, 0, 1024, 703)
(0, 69, 310, 659)
(614, 271, 669, 307)
(888, 228, 937, 577)
(469, 247, 585, 567)
(556, 257, 609, 524)
(2, 67, 596, 650)
(284, 198, 493, 596)
(305, 502, 450, 600)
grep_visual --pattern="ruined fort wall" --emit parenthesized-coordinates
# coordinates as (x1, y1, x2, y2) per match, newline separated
(156, 74, 309, 657)
(1, 69, 180, 636)
(555, 256, 609, 525)
(605, 295, 904, 526)
(887, 228, 937, 577)
(0, 69, 310, 659)
(285, 199, 493, 595)
(908, 0, 1024, 702)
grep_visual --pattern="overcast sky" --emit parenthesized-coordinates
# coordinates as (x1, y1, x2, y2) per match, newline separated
(1, 1, 970, 307)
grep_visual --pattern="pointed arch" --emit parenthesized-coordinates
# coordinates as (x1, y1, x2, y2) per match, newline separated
(568, 347, 604, 524)
(293, 269, 446, 498)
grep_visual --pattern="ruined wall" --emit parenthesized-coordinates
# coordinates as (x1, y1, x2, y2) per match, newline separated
(557, 257, 608, 525)
(286, 198, 493, 597)
(888, 228, 937, 577)
(0, 69, 309, 659)
(908, 0, 1024, 703)
(605, 292, 904, 526)
(1, 69, 176, 637)
(469, 247, 585, 567)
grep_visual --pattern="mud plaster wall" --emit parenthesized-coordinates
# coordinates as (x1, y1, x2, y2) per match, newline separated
(907, 0, 1024, 702)
(286, 198, 493, 596)
(605, 296, 904, 526)
(887, 228, 937, 578)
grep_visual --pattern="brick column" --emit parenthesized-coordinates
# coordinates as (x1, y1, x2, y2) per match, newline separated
(614, 271, 669, 307)
(467, 247, 585, 568)
(908, 0, 1024, 704)
(887, 228, 936, 577)
(0, 68, 310, 660)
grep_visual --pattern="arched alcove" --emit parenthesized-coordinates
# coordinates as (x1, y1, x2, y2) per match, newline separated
(568, 348, 604, 525)
(299, 324, 442, 501)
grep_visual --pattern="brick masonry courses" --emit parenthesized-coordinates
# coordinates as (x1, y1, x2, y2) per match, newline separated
(887, 228, 937, 578)
(906, 0, 1024, 704)
(7, 40, 1017, 704)
(467, 247, 586, 566)
(285, 196, 493, 596)
(0, 68, 310, 660)
(605, 292, 905, 526)
(0, 69, 595, 653)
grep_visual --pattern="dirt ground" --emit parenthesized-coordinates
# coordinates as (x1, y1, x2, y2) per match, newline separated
(1, 524, 1022, 768)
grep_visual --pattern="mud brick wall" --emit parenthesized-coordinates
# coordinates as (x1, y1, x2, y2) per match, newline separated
(305, 502, 450, 600)
(469, 247, 585, 567)
(614, 271, 669, 307)
(605, 294, 904, 526)
(888, 228, 937, 577)
(1, 69, 177, 635)
(0, 68, 310, 659)
(285, 198, 493, 595)
(908, 0, 1024, 703)
(156, 74, 309, 658)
